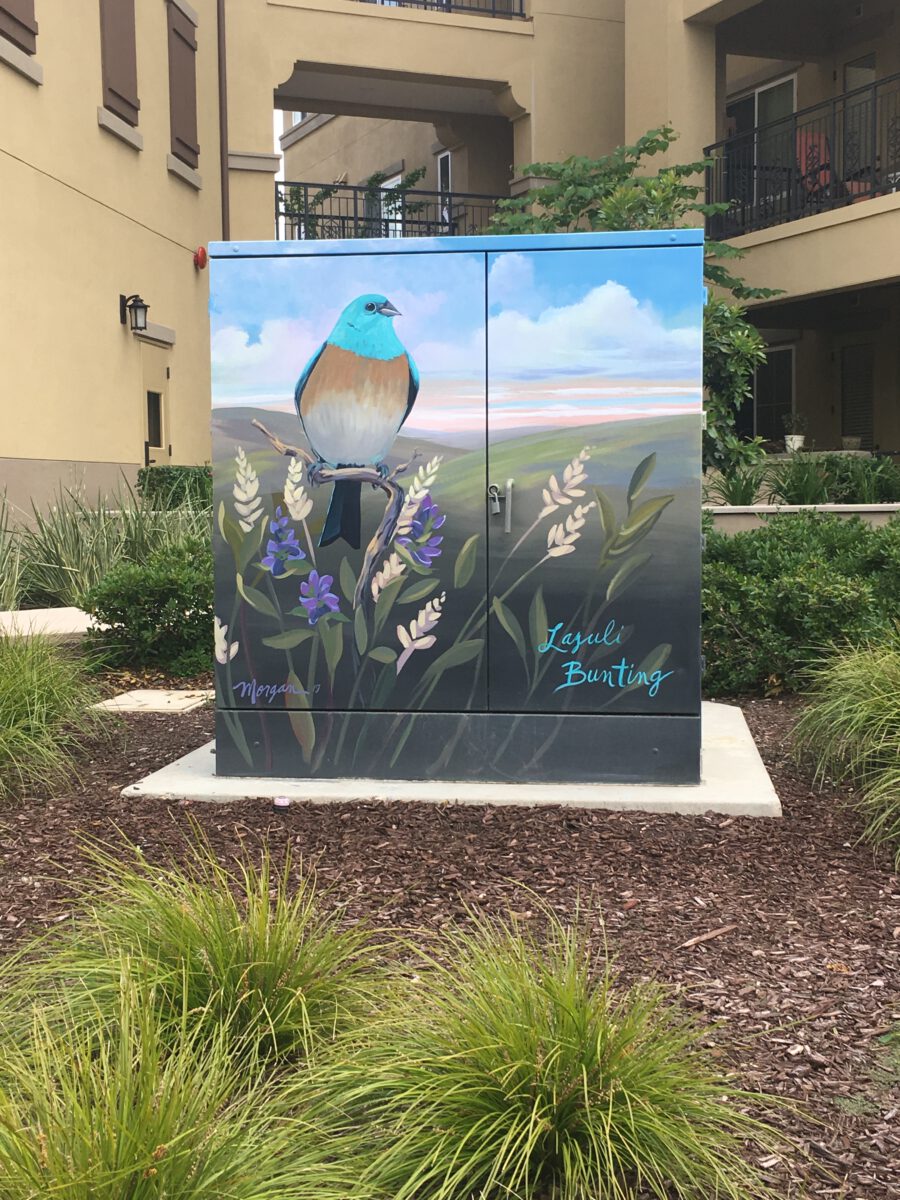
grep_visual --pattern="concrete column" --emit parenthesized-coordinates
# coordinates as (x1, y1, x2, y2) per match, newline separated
(625, 1, 719, 161)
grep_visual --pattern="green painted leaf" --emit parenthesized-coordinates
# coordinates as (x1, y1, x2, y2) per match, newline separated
(453, 534, 480, 589)
(319, 618, 344, 680)
(398, 578, 438, 605)
(262, 628, 315, 650)
(616, 495, 674, 544)
(627, 453, 657, 505)
(368, 645, 397, 664)
(594, 487, 618, 548)
(372, 576, 404, 637)
(236, 573, 279, 619)
(491, 596, 527, 663)
(419, 639, 484, 689)
(285, 671, 315, 765)
(606, 552, 652, 602)
(528, 587, 549, 662)
(339, 557, 357, 603)
(353, 605, 368, 656)
(370, 660, 398, 707)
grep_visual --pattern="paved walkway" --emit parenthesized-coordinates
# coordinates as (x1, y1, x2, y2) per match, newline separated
(0, 606, 94, 638)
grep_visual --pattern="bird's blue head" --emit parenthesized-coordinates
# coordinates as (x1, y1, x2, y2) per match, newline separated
(327, 293, 405, 361)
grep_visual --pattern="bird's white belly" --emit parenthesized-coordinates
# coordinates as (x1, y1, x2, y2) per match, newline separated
(301, 392, 401, 467)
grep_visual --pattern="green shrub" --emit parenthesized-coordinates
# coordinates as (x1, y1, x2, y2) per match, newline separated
(766, 455, 829, 506)
(316, 909, 778, 1200)
(703, 462, 771, 506)
(0, 492, 22, 611)
(794, 631, 900, 867)
(820, 454, 900, 505)
(0, 635, 106, 800)
(20, 485, 210, 608)
(137, 463, 213, 509)
(0, 965, 345, 1200)
(0, 839, 377, 1066)
(702, 514, 897, 696)
(82, 534, 213, 675)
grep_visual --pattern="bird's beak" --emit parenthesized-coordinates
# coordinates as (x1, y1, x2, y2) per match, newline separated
(377, 300, 401, 317)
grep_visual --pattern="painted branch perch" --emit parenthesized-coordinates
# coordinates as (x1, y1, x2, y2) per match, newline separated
(251, 418, 413, 611)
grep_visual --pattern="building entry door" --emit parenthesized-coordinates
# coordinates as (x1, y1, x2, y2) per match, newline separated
(140, 343, 170, 467)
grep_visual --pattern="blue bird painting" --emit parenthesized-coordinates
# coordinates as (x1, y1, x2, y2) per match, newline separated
(295, 294, 419, 549)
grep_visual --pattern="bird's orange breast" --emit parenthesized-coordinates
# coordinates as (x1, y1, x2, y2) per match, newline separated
(301, 344, 409, 421)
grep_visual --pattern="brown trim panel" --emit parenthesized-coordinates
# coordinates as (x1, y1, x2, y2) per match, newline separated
(0, 0, 38, 55)
(167, 0, 199, 169)
(99, 0, 140, 126)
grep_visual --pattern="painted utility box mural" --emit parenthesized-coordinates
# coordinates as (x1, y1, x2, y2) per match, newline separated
(210, 231, 705, 783)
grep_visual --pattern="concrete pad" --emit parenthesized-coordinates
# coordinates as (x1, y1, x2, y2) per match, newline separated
(122, 702, 781, 817)
(0, 606, 94, 640)
(95, 689, 214, 714)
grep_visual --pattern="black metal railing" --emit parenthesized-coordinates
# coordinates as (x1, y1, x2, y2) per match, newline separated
(705, 70, 900, 237)
(352, 0, 525, 15)
(276, 181, 504, 240)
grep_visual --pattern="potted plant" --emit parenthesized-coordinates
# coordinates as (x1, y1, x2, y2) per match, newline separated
(782, 411, 808, 452)
(841, 435, 862, 451)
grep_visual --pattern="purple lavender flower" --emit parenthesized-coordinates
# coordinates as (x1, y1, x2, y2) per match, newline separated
(299, 570, 340, 626)
(260, 507, 305, 578)
(397, 492, 446, 568)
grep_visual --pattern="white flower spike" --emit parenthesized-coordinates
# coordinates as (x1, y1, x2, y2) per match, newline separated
(396, 592, 446, 675)
(233, 446, 264, 533)
(214, 616, 239, 665)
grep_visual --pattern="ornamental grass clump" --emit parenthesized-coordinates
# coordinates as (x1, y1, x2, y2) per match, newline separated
(0, 634, 106, 801)
(794, 630, 900, 866)
(0, 964, 347, 1200)
(318, 910, 778, 1200)
(0, 839, 377, 1066)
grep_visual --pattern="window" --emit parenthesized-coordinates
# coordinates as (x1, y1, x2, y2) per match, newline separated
(380, 173, 403, 238)
(750, 346, 794, 442)
(844, 52, 876, 92)
(724, 76, 796, 208)
(99, 0, 139, 125)
(147, 391, 163, 449)
(841, 344, 875, 450)
(0, 0, 37, 54)
(166, 1, 198, 168)
(291, 111, 307, 126)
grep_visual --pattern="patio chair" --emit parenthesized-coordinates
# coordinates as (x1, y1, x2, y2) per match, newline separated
(796, 128, 873, 209)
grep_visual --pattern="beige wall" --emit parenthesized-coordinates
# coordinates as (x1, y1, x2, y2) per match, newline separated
(0, 0, 223, 512)
(225, 0, 624, 235)
(283, 116, 441, 188)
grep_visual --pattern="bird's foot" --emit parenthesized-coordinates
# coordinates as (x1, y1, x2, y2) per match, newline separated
(307, 459, 329, 488)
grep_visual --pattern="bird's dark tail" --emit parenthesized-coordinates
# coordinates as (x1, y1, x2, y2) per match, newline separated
(320, 480, 362, 549)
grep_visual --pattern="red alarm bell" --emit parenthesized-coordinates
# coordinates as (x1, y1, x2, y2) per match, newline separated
(193, 246, 208, 270)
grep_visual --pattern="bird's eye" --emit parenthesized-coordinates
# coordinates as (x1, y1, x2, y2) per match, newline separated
(365, 302, 376, 312)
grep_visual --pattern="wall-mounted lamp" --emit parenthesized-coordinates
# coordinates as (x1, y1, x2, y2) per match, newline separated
(119, 293, 149, 332)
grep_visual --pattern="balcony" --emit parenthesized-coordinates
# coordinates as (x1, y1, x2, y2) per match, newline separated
(705, 71, 900, 238)
(276, 180, 503, 240)
(350, 0, 525, 16)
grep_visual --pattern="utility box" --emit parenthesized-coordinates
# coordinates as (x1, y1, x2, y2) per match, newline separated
(210, 231, 704, 783)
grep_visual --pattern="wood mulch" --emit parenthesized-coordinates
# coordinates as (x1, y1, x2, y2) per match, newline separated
(0, 697, 897, 1199)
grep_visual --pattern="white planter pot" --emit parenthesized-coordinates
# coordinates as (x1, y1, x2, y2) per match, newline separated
(784, 434, 806, 452)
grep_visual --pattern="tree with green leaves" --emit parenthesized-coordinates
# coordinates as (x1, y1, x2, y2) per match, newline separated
(490, 127, 779, 472)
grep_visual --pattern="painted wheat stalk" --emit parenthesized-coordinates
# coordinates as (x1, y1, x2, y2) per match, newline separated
(233, 447, 264, 533)
(396, 455, 443, 540)
(396, 591, 446, 675)
(371, 551, 406, 601)
(284, 455, 316, 562)
(539, 447, 591, 518)
(545, 501, 597, 559)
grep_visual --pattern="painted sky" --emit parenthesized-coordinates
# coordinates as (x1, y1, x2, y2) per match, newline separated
(210, 246, 703, 433)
